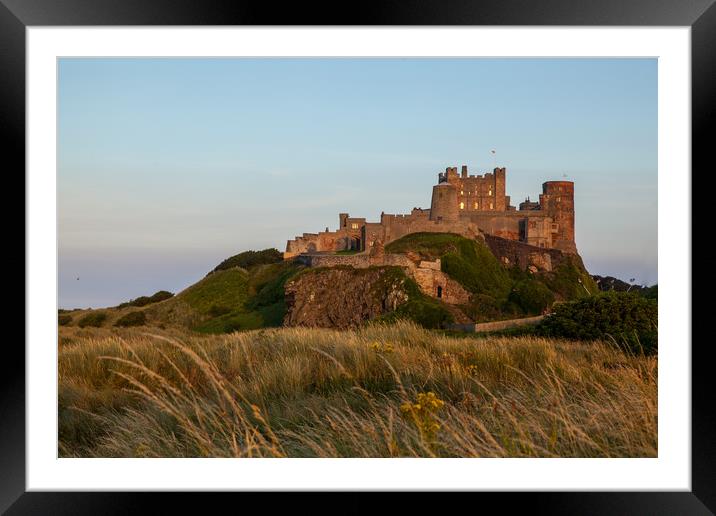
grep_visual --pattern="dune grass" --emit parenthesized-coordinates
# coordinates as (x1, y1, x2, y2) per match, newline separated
(58, 322, 657, 458)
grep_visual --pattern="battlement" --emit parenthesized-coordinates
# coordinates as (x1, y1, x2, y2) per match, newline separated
(285, 163, 577, 259)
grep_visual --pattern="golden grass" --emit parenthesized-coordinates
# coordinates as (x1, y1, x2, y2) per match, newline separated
(58, 321, 657, 458)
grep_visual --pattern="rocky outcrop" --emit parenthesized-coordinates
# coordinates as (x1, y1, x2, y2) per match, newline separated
(484, 234, 567, 272)
(283, 266, 413, 329)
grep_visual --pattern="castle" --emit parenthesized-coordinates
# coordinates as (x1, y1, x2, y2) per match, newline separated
(284, 165, 576, 259)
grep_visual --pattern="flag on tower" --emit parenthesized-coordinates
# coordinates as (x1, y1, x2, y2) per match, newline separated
(491, 149, 495, 154)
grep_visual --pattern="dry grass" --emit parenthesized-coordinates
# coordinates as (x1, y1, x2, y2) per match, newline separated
(58, 321, 657, 458)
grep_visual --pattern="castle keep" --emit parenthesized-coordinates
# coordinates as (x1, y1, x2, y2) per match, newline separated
(284, 166, 577, 259)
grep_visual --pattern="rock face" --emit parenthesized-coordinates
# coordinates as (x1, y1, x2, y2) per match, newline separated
(484, 234, 566, 272)
(283, 267, 412, 329)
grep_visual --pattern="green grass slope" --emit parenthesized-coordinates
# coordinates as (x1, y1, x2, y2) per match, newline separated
(182, 261, 304, 334)
(385, 232, 595, 322)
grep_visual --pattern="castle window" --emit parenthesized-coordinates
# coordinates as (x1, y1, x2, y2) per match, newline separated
(459, 202, 465, 210)
(488, 189, 492, 196)
(351, 223, 359, 229)
(490, 202, 494, 209)
(460, 190, 464, 195)
(473, 202, 478, 209)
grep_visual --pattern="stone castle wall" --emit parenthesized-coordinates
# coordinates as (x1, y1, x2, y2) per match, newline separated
(284, 165, 577, 259)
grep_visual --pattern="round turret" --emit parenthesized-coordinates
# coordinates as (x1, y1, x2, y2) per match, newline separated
(429, 181, 459, 223)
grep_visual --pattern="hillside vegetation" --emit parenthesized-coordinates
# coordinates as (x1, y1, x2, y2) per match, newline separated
(386, 233, 596, 323)
(536, 292, 658, 355)
(171, 260, 305, 333)
(59, 252, 305, 334)
(58, 236, 623, 335)
(58, 321, 657, 458)
(211, 248, 283, 273)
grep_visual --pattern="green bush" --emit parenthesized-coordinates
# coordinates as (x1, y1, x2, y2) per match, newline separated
(207, 304, 232, 317)
(212, 248, 283, 273)
(194, 311, 265, 334)
(58, 314, 72, 326)
(535, 292, 658, 355)
(114, 311, 147, 327)
(383, 298, 454, 329)
(466, 294, 504, 322)
(117, 290, 174, 309)
(77, 312, 107, 328)
(642, 285, 658, 300)
(541, 256, 597, 301)
(246, 263, 302, 310)
(509, 279, 555, 315)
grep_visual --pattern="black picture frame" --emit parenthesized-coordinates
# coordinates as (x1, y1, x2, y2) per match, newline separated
(4, 1, 710, 513)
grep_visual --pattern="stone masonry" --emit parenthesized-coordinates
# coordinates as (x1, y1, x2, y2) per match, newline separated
(284, 165, 577, 258)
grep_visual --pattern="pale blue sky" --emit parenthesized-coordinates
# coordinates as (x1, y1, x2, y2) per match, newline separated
(58, 58, 657, 308)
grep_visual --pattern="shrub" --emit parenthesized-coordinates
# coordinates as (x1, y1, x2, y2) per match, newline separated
(642, 285, 658, 300)
(536, 292, 657, 355)
(509, 279, 555, 315)
(194, 311, 264, 334)
(147, 290, 174, 303)
(212, 248, 283, 273)
(541, 256, 597, 301)
(58, 314, 72, 326)
(114, 311, 147, 327)
(466, 294, 503, 322)
(77, 312, 107, 328)
(389, 298, 454, 329)
(246, 263, 302, 310)
(117, 290, 174, 309)
(207, 304, 232, 317)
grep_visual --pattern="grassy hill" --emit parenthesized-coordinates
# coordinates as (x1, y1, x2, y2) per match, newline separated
(151, 260, 305, 334)
(386, 232, 596, 322)
(59, 235, 600, 333)
(59, 255, 305, 334)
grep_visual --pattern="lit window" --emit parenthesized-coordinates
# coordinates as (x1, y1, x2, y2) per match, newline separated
(473, 202, 478, 209)
(488, 189, 492, 196)
(460, 190, 464, 195)
(459, 202, 465, 209)
(490, 202, 494, 209)
(351, 223, 359, 229)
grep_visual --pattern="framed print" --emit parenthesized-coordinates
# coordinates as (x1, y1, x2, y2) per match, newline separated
(5, 0, 712, 512)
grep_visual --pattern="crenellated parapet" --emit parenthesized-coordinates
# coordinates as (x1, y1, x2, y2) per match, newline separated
(284, 164, 578, 259)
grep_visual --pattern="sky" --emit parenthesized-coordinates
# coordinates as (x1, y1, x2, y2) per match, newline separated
(58, 58, 657, 309)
